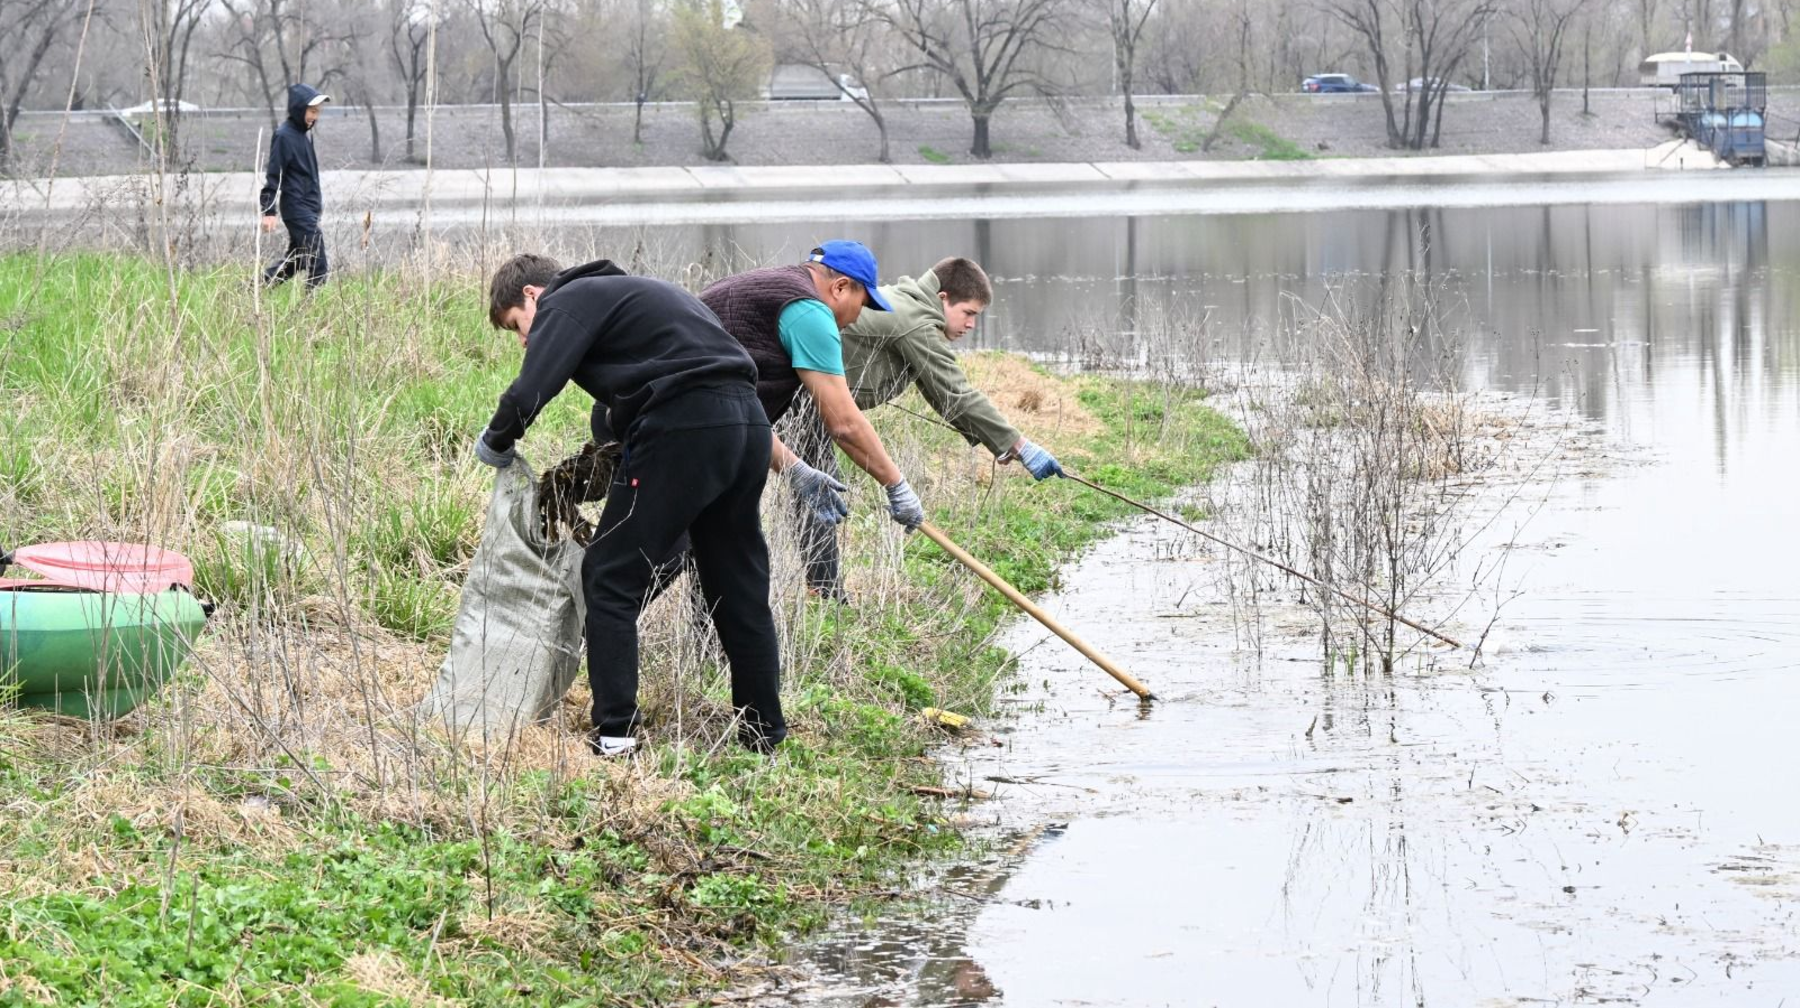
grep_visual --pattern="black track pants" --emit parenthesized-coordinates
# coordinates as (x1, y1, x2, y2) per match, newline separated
(264, 222, 329, 289)
(583, 388, 784, 747)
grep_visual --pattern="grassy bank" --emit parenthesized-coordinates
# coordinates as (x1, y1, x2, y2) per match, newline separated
(0, 254, 1248, 1006)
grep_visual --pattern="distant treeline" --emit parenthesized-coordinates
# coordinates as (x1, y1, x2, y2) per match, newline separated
(3, 0, 1794, 166)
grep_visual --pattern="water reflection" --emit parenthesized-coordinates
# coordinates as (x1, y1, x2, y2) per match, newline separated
(581, 199, 1793, 473)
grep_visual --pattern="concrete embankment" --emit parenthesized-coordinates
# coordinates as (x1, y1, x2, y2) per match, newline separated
(19, 88, 1796, 176)
(7, 139, 1775, 228)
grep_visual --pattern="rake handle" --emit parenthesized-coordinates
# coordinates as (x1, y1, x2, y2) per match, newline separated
(917, 521, 1155, 701)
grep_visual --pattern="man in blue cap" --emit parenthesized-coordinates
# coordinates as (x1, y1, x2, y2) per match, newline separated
(700, 242, 926, 575)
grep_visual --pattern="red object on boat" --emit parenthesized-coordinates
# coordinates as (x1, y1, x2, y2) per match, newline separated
(3, 542, 196, 594)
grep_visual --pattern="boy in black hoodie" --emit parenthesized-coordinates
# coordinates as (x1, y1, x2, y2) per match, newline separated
(475, 254, 788, 756)
(259, 83, 330, 289)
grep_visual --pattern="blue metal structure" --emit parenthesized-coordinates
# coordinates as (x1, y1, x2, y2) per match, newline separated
(1675, 71, 1767, 166)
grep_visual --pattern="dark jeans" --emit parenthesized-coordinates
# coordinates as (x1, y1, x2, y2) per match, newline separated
(647, 392, 842, 599)
(264, 222, 329, 289)
(584, 387, 784, 749)
(781, 393, 845, 595)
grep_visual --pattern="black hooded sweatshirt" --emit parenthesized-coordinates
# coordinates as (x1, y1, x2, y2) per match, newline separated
(483, 260, 761, 454)
(258, 84, 324, 225)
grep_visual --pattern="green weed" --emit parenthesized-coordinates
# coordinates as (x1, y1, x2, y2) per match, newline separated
(367, 564, 457, 641)
(1227, 119, 1313, 160)
(189, 529, 313, 611)
(1142, 106, 1207, 153)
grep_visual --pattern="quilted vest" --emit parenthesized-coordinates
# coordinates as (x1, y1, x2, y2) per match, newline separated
(699, 264, 821, 424)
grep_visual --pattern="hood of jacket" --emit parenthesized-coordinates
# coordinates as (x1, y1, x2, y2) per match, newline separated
(286, 83, 325, 130)
(541, 259, 628, 300)
(877, 269, 947, 335)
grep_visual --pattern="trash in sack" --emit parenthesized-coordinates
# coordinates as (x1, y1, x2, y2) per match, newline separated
(536, 441, 620, 545)
(421, 454, 586, 742)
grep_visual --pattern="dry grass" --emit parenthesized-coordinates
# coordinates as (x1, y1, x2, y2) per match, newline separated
(342, 951, 451, 1007)
(962, 352, 1104, 444)
(0, 373, 1009, 897)
(0, 970, 55, 1006)
(447, 909, 560, 959)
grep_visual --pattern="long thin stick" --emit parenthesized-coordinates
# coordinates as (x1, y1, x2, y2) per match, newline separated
(917, 521, 1155, 701)
(879, 400, 1462, 648)
(1061, 471, 1465, 649)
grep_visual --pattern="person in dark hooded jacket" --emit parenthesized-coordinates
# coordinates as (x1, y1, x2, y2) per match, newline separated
(475, 253, 790, 757)
(259, 83, 331, 288)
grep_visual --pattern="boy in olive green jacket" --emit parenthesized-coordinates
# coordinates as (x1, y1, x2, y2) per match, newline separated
(786, 256, 1063, 599)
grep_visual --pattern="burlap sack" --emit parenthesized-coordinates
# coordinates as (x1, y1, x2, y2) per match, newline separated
(421, 456, 585, 742)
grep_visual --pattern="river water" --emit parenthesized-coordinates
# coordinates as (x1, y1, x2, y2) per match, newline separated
(639, 186, 1798, 1007)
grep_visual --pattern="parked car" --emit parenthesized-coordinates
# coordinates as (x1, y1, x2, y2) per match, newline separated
(1394, 77, 1472, 93)
(1302, 74, 1379, 93)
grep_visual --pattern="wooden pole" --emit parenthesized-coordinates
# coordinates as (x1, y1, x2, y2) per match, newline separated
(917, 522, 1155, 701)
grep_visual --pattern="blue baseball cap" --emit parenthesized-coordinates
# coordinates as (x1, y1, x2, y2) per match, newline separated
(808, 240, 893, 312)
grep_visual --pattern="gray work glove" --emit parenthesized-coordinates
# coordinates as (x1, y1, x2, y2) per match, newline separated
(786, 459, 850, 525)
(474, 433, 516, 469)
(884, 478, 924, 531)
(1011, 438, 1064, 481)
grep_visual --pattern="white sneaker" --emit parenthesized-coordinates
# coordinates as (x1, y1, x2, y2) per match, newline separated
(592, 735, 638, 757)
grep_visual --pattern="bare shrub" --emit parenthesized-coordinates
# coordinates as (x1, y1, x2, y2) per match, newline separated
(1225, 281, 1498, 670)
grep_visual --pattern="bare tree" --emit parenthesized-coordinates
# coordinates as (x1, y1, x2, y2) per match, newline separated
(1201, 2, 1255, 151)
(387, 0, 437, 161)
(339, 4, 389, 162)
(142, 0, 213, 108)
(1326, 0, 1497, 150)
(0, 1, 86, 171)
(523, 4, 577, 166)
(1321, 0, 1401, 144)
(1725, 0, 1762, 65)
(877, 0, 1074, 159)
(1686, 0, 1714, 47)
(217, 1, 276, 115)
(1140, 0, 1216, 92)
(217, 0, 356, 123)
(465, 0, 544, 164)
(1141, 0, 1295, 95)
(1107, 0, 1158, 148)
(625, 0, 668, 143)
(1635, 0, 1660, 56)
(671, 0, 768, 161)
(1581, 7, 1592, 112)
(1509, 0, 1587, 144)
(776, 0, 894, 161)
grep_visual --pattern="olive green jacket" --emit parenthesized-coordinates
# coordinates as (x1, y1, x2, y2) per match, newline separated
(841, 270, 1021, 457)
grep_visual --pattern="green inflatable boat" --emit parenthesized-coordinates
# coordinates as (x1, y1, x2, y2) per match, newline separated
(1, 543, 209, 719)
